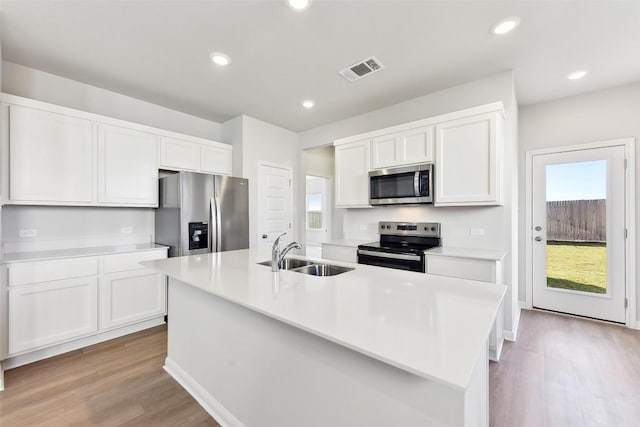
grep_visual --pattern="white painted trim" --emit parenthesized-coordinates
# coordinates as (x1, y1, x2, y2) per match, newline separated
(519, 300, 530, 310)
(333, 102, 504, 146)
(164, 357, 245, 427)
(0, 93, 229, 149)
(1, 317, 165, 370)
(524, 138, 636, 328)
(503, 305, 521, 342)
(0, 362, 4, 391)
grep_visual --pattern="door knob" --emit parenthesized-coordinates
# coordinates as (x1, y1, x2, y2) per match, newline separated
(534, 226, 542, 231)
(262, 234, 268, 239)
(534, 236, 543, 242)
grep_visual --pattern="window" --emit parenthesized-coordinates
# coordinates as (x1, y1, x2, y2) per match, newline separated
(307, 193, 322, 229)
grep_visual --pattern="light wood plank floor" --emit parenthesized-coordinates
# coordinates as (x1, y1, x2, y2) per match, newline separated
(1, 310, 639, 426)
(490, 309, 640, 427)
(0, 325, 218, 426)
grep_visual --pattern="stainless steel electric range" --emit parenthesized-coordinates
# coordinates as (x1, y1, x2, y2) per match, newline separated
(357, 222, 441, 272)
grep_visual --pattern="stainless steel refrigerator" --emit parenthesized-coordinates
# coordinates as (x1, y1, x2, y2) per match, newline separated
(155, 172, 249, 257)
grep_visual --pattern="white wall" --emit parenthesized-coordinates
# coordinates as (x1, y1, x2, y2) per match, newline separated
(519, 81, 640, 319)
(222, 115, 300, 252)
(2, 61, 222, 141)
(298, 71, 520, 337)
(1, 206, 154, 252)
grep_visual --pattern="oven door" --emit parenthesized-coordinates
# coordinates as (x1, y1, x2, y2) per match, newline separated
(369, 164, 432, 205)
(357, 249, 425, 272)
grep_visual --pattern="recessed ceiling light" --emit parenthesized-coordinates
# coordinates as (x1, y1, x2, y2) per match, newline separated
(288, 0, 309, 11)
(567, 70, 587, 80)
(210, 52, 230, 66)
(302, 100, 315, 109)
(491, 16, 521, 35)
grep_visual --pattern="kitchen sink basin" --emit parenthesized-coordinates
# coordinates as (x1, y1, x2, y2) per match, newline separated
(257, 258, 314, 270)
(292, 264, 355, 277)
(258, 259, 354, 276)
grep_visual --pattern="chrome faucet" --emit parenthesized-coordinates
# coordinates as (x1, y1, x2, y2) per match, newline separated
(271, 232, 302, 272)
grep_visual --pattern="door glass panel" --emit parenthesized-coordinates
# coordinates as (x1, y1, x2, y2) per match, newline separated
(545, 160, 607, 294)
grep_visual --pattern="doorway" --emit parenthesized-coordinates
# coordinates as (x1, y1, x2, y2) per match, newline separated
(526, 139, 635, 324)
(305, 175, 330, 258)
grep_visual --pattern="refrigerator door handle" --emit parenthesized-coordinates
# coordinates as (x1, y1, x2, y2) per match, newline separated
(210, 196, 217, 252)
(214, 196, 222, 252)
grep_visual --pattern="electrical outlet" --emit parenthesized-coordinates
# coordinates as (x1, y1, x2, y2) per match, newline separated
(121, 226, 133, 234)
(19, 229, 37, 238)
(470, 228, 485, 236)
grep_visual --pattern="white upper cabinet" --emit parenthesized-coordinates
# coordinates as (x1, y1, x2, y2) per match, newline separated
(160, 136, 233, 176)
(159, 136, 200, 171)
(201, 144, 232, 175)
(98, 124, 158, 206)
(9, 105, 96, 204)
(371, 126, 434, 169)
(335, 139, 371, 208)
(434, 112, 503, 206)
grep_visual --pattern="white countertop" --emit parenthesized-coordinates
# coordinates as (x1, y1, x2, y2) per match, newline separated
(2, 243, 169, 263)
(425, 246, 507, 261)
(321, 239, 372, 248)
(143, 249, 505, 390)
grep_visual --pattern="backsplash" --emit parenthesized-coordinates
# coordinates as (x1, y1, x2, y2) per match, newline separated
(342, 205, 508, 250)
(1, 206, 154, 253)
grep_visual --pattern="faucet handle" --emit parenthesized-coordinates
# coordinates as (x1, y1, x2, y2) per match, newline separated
(273, 232, 287, 247)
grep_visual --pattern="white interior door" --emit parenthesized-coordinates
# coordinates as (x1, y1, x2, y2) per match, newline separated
(531, 145, 626, 322)
(258, 163, 293, 254)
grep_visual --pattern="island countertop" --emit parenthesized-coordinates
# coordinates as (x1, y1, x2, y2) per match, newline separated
(143, 249, 506, 390)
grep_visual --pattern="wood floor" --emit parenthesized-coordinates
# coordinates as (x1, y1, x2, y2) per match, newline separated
(490, 309, 640, 427)
(0, 326, 218, 427)
(1, 310, 639, 426)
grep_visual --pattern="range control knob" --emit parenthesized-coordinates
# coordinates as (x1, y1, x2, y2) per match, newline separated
(424, 227, 428, 230)
(386, 225, 391, 229)
(430, 227, 436, 231)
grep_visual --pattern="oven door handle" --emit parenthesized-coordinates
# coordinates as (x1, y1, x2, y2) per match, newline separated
(358, 250, 422, 261)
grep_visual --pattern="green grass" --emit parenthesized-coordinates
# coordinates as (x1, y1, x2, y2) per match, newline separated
(546, 242, 607, 294)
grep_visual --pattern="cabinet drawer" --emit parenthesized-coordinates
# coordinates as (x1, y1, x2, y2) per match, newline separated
(8, 277, 98, 354)
(8, 257, 98, 287)
(426, 256, 496, 282)
(102, 250, 167, 274)
(322, 245, 357, 263)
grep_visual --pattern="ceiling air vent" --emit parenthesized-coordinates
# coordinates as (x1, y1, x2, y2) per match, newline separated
(338, 56, 385, 82)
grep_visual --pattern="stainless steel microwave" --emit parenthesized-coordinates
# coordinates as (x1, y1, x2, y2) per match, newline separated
(369, 164, 433, 205)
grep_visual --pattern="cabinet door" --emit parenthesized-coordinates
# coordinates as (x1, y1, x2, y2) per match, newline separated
(371, 134, 398, 169)
(201, 145, 232, 175)
(335, 140, 371, 208)
(434, 112, 503, 206)
(98, 124, 158, 206)
(8, 277, 98, 354)
(159, 136, 199, 171)
(397, 126, 433, 164)
(9, 105, 96, 203)
(99, 270, 166, 330)
(371, 126, 433, 169)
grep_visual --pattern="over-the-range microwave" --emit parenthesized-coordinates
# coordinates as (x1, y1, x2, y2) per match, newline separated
(369, 163, 433, 206)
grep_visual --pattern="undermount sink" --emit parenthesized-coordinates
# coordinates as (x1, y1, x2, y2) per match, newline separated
(257, 259, 354, 276)
(257, 258, 314, 270)
(291, 264, 355, 277)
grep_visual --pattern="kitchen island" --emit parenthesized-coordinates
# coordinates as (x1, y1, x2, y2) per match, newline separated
(143, 249, 506, 427)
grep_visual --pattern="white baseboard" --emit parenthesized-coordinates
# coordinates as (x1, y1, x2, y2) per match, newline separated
(164, 358, 244, 427)
(489, 338, 504, 362)
(503, 305, 521, 342)
(2, 317, 165, 371)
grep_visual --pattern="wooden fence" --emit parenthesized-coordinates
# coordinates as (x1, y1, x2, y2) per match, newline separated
(547, 199, 606, 242)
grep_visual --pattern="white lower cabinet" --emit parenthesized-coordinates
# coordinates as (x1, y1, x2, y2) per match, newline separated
(8, 277, 99, 354)
(99, 270, 166, 330)
(425, 248, 505, 362)
(3, 248, 167, 358)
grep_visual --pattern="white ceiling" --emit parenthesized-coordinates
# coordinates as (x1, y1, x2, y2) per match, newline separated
(2, 1, 639, 132)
